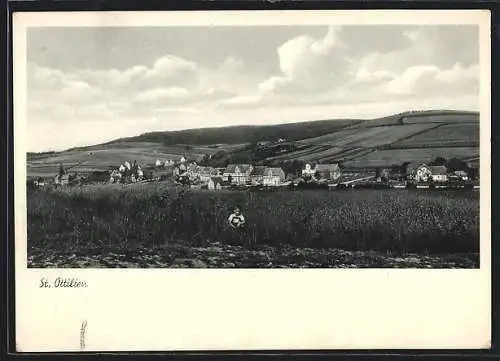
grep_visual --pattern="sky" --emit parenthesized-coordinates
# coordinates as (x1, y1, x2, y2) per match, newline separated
(26, 25, 479, 152)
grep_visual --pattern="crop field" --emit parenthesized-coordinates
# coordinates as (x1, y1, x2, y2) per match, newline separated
(402, 113, 480, 124)
(396, 123, 479, 147)
(266, 145, 331, 160)
(345, 147, 480, 168)
(351, 124, 441, 147)
(295, 124, 439, 150)
(27, 184, 479, 268)
(294, 147, 346, 161)
(298, 127, 395, 147)
(297, 128, 362, 145)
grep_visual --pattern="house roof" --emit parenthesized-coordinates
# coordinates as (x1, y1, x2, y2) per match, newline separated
(224, 164, 253, 174)
(265, 167, 284, 176)
(251, 166, 267, 176)
(429, 165, 447, 175)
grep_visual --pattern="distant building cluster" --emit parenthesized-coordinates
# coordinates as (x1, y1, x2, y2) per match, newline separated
(109, 161, 144, 184)
(28, 151, 479, 191)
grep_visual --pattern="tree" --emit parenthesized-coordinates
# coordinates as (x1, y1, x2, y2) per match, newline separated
(58, 163, 66, 176)
(199, 154, 211, 166)
(446, 157, 468, 173)
(431, 157, 447, 166)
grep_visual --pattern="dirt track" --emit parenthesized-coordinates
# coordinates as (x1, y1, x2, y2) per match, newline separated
(28, 241, 478, 268)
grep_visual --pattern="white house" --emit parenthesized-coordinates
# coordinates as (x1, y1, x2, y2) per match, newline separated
(155, 159, 162, 167)
(119, 164, 126, 172)
(429, 166, 448, 182)
(177, 162, 188, 174)
(263, 167, 285, 186)
(452, 170, 469, 181)
(164, 159, 175, 167)
(109, 169, 122, 183)
(223, 164, 254, 185)
(302, 163, 317, 177)
(413, 164, 448, 183)
(124, 161, 131, 170)
(34, 178, 45, 187)
(302, 163, 341, 181)
(54, 173, 70, 186)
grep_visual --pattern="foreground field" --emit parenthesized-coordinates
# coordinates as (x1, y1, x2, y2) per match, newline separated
(27, 184, 480, 268)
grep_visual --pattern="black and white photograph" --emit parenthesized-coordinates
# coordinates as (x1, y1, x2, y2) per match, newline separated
(13, 10, 491, 352)
(24, 20, 484, 269)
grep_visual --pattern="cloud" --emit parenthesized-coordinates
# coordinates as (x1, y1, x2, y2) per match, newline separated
(29, 64, 103, 104)
(26, 25, 480, 151)
(135, 87, 191, 103)
(259, 26, 350, 95)
(27, 52, 253, 123)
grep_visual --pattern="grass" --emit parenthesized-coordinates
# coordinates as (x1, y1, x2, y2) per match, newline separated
(27, 184, 479, 259)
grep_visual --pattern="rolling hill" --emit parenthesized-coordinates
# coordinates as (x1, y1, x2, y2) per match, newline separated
(27, 109, 480, 177)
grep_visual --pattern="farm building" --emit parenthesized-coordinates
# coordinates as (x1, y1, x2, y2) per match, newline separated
(263, 167, 286, 186)
(208, 177, 224, 190)
(223, 164, 254, 185)
(164, 159, 175, 167)
(451, 170, 469, 181)
(109, 170, 122, 183)
(411, 164, 448, 183)
(34, 177, 46, 187)
(315, 164, 341, 182)
(155, 168, 175, 181)
(177, 162, 188, 173)
(302, 163, 341, 181)
(429, 166, 448, 182)
(155, 159, 162, 167)
(196, 166, 219, 182)
(250, 166, 267, 185)
(54, 173, 70, 186)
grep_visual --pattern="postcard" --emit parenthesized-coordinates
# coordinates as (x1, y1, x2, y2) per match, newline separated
(13, 10, 491, 351)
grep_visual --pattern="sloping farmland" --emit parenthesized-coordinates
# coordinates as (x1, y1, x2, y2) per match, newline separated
(26, 142, 222, 177)
(343, 147, 480, 168)
(394, 123, 479, 147)
(402, 112, 480, 124)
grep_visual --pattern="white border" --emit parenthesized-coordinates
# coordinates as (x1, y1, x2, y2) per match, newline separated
(14, 10, 491, 351)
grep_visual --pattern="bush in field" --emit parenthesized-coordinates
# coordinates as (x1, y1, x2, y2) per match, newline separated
(27, 184, 479, 256)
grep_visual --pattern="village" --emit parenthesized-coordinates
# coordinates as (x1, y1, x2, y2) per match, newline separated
(30, 152, 480, 191)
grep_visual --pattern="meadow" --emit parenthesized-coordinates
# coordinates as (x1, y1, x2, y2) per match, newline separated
(27, 183, 480, 268)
